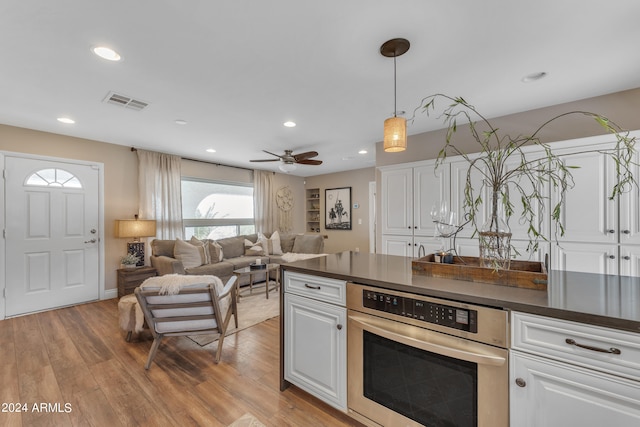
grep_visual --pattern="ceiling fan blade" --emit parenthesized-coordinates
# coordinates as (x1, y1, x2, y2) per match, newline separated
(297, 159, 323, 165)
(250, 159, 279, 162)
(262, 150, 285, 159)
(293, 151, 318, 162)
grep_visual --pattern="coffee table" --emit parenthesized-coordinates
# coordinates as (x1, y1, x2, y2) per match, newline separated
(232, 263, 280, 300)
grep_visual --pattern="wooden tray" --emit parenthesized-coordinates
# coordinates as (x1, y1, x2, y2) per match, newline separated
(412, 254, 548, 290)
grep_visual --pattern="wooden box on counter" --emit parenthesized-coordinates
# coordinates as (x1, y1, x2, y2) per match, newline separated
(412, 254, 548, 290)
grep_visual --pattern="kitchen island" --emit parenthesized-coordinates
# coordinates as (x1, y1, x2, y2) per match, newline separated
(280, 251, 640, 333)
(280, 251, 640, 427)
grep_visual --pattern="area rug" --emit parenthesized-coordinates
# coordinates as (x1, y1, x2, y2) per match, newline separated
(228, 413, 266, 427)
(188, 282, 280, 347)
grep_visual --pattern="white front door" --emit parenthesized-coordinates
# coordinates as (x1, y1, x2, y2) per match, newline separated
(5, 156, 100, 317)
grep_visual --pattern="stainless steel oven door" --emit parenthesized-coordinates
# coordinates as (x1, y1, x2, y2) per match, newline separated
(348, 310, 509, 427)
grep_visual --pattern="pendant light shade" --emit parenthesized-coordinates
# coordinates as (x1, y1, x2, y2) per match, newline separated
(384, 116, 407, 152)
(381, 38, 410, 153)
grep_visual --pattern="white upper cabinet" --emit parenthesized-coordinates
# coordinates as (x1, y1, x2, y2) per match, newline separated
(380, 167, 413, 235)
(413, 163, 450, 237)
(551, 141, 618, 243)
(450, 158, 486, 238)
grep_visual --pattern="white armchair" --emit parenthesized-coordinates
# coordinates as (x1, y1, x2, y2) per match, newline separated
(135, 275, 238, 369)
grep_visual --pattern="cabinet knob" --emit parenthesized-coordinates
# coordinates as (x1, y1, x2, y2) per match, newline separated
(515, 378, 526, 388)
(623, 230, 631, 234)
(336, 324, 343, 330)
(408, 226, 412, 229)
(608, 255, 616, 259)
(623, 256, 631, 260)
(414, 226, 418, 229)
(608, 229, 615, 234)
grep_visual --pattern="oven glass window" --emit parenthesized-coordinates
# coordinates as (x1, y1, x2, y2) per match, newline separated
(363, 331, 478, 427)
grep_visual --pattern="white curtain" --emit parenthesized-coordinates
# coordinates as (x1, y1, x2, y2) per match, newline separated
(137, 149, 183, 239)
(253, 170, 276, 232)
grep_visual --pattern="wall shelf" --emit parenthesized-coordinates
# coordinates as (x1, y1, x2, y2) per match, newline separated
(306, 188, 321, 232)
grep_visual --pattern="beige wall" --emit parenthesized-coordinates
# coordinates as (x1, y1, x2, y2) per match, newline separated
(305, 167, 375, 253)
(0, 124, 139, 292)
(0, 124, 306, 294)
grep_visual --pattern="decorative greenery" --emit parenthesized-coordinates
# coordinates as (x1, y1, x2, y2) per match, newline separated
(417, 94, 637, 255)
(120, 253, 140, 265)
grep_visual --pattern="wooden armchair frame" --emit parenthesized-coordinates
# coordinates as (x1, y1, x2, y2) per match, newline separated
(135, 276, 238, 369)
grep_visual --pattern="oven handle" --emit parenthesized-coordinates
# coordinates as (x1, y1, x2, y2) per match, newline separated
(349, 314, 506, 367)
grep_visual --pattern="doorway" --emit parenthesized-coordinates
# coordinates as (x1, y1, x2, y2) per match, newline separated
(2, 153, 103, 318)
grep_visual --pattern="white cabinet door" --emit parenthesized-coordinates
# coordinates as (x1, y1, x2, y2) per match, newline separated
(413, 162, 449, 237)
(381, 168, 413, 235)
(450, 158, 487, 238)
(550, 241, 618, 274)
(619, 148, 640, 245)
(551, 145, 617, 243)
(620, 245, 640, 277)
(381, 235, 413, 257)
(413, 236, 443, 258)
(284, 293, 347, 411)
(510, 351, 640, 427)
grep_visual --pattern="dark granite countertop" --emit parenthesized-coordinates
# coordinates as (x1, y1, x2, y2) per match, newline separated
(281, 251, 640, 334)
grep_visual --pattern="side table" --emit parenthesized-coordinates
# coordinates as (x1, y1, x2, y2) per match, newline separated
(117, 266, 158, 298)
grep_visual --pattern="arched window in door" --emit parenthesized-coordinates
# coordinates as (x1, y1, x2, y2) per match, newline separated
(25, 168, 82, 188)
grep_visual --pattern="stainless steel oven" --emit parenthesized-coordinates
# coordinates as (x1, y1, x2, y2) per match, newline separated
(347, 283, 509, 427)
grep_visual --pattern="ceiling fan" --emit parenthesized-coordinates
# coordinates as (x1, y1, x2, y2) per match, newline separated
(250, 150, 323, 172)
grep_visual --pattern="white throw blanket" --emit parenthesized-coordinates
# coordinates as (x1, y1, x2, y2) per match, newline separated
(280, 252, 327, 263)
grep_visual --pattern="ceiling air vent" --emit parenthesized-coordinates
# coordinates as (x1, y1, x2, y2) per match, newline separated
(103, 91, 149, 111)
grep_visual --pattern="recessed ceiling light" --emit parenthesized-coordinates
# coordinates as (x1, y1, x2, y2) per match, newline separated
(206, 148, 216, 153)
(521, 72, 547, 83)
(283, 121, 296, 128)
(57, 117, 75, 124)
(358, 150, 368, 154)
(92, 46, 121, 61)
(175, 119, 187, 125)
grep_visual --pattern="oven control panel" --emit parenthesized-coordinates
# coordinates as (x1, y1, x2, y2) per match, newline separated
(362, 289, 478, 333)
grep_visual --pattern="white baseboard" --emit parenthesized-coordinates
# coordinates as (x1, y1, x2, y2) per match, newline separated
(103, 288, 118, 300)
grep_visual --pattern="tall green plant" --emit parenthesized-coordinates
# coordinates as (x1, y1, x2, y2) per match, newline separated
(418, 94, 637, 254)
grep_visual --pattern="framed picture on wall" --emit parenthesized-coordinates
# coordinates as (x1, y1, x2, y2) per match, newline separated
(325, 187, 352, 230)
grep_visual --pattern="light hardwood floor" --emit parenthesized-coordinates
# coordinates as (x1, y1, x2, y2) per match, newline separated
(0, 298, 361, 427)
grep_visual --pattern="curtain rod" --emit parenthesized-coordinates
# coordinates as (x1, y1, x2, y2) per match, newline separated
(130, 147, 255, 172)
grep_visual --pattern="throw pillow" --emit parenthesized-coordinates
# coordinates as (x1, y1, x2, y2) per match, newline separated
(244, 239, 265, 256)
(258, 231, 283, 256)
(208, 240, 223, 263)
(189, 236, 211, 264)
(174, 238, 204, 269)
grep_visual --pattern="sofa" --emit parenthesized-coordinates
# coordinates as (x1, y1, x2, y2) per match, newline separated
(150, 232, 324, 286)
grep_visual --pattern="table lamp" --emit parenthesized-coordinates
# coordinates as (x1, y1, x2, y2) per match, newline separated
(115, 215, 157, 267)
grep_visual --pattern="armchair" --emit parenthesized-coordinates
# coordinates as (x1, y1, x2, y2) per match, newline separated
(135, 275, 238, 369)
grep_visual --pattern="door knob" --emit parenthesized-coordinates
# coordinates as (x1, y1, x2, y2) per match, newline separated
(515, 378, 526, 388)
(84, 238, 97, 244)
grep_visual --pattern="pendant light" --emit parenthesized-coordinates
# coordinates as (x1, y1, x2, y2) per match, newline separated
(380, 38, 410, 152)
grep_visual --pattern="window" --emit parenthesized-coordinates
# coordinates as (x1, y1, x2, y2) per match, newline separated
(181, 178, 255, 240)
(26, 168, 82, 188)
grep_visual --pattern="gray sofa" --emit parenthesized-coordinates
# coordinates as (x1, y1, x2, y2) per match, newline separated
(150, 232, 324, 286)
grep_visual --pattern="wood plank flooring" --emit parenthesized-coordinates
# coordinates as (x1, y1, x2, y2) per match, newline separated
(0, 299, 362, 427)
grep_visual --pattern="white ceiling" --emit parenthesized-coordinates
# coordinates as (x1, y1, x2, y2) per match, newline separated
(2, 0, 640, 176)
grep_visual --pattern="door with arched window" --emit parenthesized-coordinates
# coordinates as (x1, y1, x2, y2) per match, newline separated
(4, 155, 101, 317)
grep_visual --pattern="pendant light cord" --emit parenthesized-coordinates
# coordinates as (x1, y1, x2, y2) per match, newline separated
(393, 54, 397, 118)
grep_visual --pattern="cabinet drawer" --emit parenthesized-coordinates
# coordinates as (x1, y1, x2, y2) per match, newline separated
(512, 312, 640, 381)
(284, 271, 346, 306)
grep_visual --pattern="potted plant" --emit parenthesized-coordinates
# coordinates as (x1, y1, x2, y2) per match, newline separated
(120, 253, 140, 269)
(417, 94, 637, 269)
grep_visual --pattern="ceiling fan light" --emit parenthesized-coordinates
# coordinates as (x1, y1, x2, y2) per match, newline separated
(279, 163, 297, 173)
(384, 116, 407, 152)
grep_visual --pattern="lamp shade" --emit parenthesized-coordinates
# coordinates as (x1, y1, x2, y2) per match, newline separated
(114, 219, 157, 239)
(384, 116, 407, 152)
